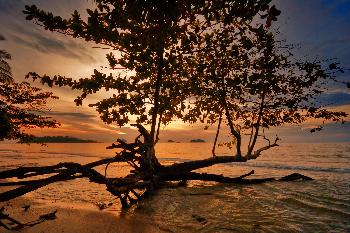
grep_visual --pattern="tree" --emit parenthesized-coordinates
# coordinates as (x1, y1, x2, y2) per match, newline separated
(0, 1, 345, 214)
(184, 24, 347, 158)
(0, 35, 59, 141)
(22, 1, 281, 167)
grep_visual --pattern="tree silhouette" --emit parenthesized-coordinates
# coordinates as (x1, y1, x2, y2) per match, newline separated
(23, 1, 282, 167)
(0, 35, 59, 141)
(0, 1, 346, 212)
(185, 25, 347, 157)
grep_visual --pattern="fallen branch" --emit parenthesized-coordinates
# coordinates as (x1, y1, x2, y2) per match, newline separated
(0, 162, 109, 202)
(0, 175, 83, 186)
(160, 170, 255, 183)
(160, 155, 247, 174)
(0, 124, 314, 212)
(160, 170, 312, 184)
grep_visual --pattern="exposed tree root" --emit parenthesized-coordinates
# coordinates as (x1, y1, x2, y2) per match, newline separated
(0, 124, 313, 230)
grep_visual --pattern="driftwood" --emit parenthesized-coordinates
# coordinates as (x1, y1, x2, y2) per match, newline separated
(0, 124, 313, 214)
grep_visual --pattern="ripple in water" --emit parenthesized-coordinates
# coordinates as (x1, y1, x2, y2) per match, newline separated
(0, 142, 349, 232)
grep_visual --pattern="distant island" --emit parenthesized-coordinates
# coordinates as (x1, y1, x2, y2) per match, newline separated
(167, 140, 175, 143)
(190, 139, 206, 143)
(21, 136, 99, 143)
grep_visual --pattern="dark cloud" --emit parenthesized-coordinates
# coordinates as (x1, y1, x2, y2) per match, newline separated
(285, 123, 350, 143)
(0, 0, 24, 12)
(273, 0, 350, 107)
(8, 31, 97, 63)
(0, 0, 98, 64)
(5, 22, 97, 64)
(313, 39, 350, 50)
(46, 111, 97, 120)
(10, 33, 64, 53)
(0, 0, 88, 18)
(274, 0, 350, 65)
(318, 92, 350, 106)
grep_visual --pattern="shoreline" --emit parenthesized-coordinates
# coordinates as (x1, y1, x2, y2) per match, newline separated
(2, 198, 163, 233)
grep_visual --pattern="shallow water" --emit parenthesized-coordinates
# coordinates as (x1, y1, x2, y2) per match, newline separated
(0, 142, 349, 232)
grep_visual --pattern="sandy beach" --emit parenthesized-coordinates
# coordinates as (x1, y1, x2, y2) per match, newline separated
(1, 198, 163, 233)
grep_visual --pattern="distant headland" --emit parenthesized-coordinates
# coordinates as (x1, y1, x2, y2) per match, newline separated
(190, 139, 206, 143)
(20, 136, 99, 143)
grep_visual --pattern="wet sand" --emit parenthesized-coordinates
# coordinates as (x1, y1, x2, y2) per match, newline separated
(1, 198, 163, 233)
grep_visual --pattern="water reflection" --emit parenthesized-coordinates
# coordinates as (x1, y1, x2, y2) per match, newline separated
(0, 142, 349, 232)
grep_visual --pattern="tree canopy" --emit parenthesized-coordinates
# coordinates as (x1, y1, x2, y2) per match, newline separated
(23, 1, 347, 155)
(23, 1, 279, 140)
(184, 24, 347, 157)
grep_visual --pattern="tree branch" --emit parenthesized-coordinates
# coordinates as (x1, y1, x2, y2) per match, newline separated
(212, 112, 222, 156)
(248, 136, 280, 159)
(160, 170, 312, 184)
(0, 162, 110, 202)
(221, 95, 242, 157)
(247, 91, 266, 155)
(160, 155, 247, 174)
(154, 112, 163, 145)
(161, 170, 255, 183)
(0, 157, 117, 180)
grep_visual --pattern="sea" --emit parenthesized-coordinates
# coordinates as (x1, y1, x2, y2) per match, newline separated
(0, 142, 349, 233)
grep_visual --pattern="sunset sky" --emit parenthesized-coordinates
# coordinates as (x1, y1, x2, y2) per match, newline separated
(0, 0, 349, 143)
